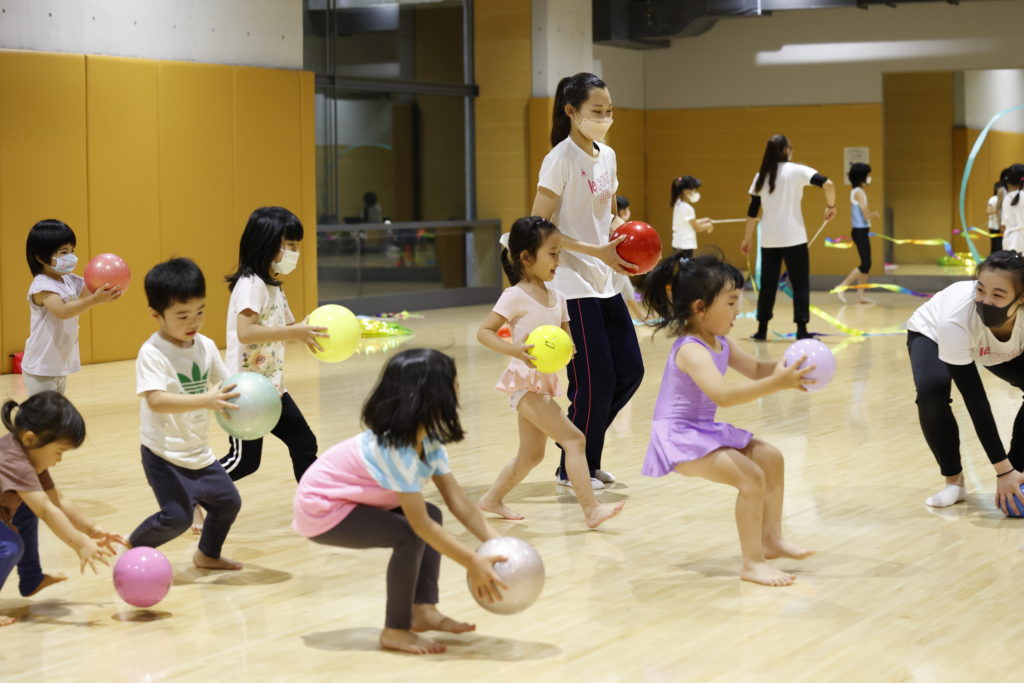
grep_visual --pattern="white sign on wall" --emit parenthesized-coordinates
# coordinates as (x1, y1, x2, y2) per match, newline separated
(843, 147, 870, 185)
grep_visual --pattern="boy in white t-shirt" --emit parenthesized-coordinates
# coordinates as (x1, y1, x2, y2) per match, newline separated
(129, 258, 243, 571)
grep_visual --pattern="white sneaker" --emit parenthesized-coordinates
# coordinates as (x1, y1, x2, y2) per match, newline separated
(594, 469, 616, 484)
(555, 475, 605, 490)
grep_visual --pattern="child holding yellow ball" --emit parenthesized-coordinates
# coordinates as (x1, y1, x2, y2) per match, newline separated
(475, 216, 625, 528)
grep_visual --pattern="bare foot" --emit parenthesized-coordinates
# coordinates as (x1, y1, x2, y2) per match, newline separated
(193, 549, 243, 570)
(380, 628, 446, 655)
(477, 498, 525, 521)
(411, 604, 475, 634)
(741, 562, 796, 587)
(764, 540, 816, 560)
(585, 501, 625, 529)
(191, 506, 205, 535)
(22, 573, 68, 597)
(0, 615, 15, 627)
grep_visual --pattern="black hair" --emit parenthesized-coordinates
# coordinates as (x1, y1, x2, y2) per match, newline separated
(753, 134, 791, 195)
(551, 72, 607, 147)
(995, 182, 1004, 195)
(2, 392, 86, 451)
(640, 251, 744, 337)
(500, 216, 560, 285)
(364, 192, 378, 206)
(226, 206, 304, 290)
(1001, 167, 1012, 185)
(616, 195, 630, 213)
(145, 257, 206, 314)
(979, 250, 1024, 293)
(670, 176, 701, 206)
(362, 348, 464, 450)
(1007, 164, 1024, 206)
(848, 162, 872, 189)
(26, 219, 77, 276)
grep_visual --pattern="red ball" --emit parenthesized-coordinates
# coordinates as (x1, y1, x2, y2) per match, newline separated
(84, 253, 131, 294)
(612, 221, 662, 275)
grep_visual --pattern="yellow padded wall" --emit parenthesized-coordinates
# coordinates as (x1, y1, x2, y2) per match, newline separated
(233, 66, 314, 318)
(157, 61, 237, 348)
(0, 51, 91, 375)
(86, 56, 161, 362)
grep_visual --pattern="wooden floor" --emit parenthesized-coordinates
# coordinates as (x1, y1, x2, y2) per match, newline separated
(3, 290, 1024, 682)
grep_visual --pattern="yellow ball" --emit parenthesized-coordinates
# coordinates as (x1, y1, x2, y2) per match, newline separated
(525, 325, 573, 374)
(307, 304, 361, 363)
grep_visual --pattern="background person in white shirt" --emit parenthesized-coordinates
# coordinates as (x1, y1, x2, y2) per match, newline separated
(670, 175, 713, 260)
(530, 72, 645, 489)
(1001, 164, 1024, 254)
(906, 251, 1024, 513)
(740, 135, 836, 340)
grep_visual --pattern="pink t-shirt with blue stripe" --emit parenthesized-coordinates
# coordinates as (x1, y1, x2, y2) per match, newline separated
(292, 431, 451, 538)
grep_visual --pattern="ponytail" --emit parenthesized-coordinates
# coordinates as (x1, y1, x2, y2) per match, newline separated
(640, 251, 744, 337)
(550, 73, 607, 147)
(670, 176, 701, 206)
(501, 216, 559, 285)
(1, 392, 86, 449)
(754, 134, 790, 195)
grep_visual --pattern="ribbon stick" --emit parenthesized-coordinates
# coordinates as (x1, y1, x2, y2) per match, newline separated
(711, 218, 749, 224)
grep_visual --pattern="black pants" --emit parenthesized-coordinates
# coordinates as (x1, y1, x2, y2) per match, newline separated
(992, 233, 1004, 254)
(757, 243, 810, 324)
(907, 331, 1024, 476)
(851, 227, 872, 274)
(310, 503, 442, 630)
(219, 392, 317, 482)
(557, 295, 645, 478)
(129, 446, 241, 559)
(674, 248, 694, 260)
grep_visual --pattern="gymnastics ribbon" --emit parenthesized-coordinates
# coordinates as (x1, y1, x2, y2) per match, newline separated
(959, 103, 1024, 264)
(824, 233, 956, 259)
(359, 318, 414, 338)
(828, 283, 932, 298)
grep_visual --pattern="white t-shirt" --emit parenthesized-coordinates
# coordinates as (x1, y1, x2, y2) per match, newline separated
(749, 162, 818, 248)
(538, 137, 619, 300)
(136, 332, 230, 469)
(988, 195, 1000, 231)
(226, 275, 296, 394)
(1002, 190, 1024, 232)
(672, 200, 697, 250)
(907, 280, 1024, 366)
(22, 274, 85, 377)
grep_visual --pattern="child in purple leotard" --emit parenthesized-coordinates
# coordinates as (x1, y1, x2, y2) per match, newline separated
(640, 253, 816, 587)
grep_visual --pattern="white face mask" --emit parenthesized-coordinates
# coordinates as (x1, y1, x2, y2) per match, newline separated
(866, 177, 872, 185)
(272, 248, 299, 275)
(52, 253, 78, 274)
(688, 191, 701, 204)
(575, 114, 613, 142)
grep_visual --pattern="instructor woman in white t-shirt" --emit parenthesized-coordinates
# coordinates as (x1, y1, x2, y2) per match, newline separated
(740, 135, 836, 340)
(907, 251, 1024, 514)
(530, 72, 644, 489)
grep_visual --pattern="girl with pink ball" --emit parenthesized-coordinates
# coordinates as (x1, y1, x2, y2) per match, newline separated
(640, 252, 816, 587)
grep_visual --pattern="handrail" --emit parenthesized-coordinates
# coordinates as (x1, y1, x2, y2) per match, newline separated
(316, 219, 501, 233)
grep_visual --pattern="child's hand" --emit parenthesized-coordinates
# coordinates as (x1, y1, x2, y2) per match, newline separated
(512, 343, 537, 367)
(468, 554, 509, 605)
(205, 382, 241, 418)
(89, 526, 127, 552)
(996, 469, 1024, 515)
(291, 324, 330, 353)
(89, 283, 123, 304)
(697, 218, 714, 233)
(76, 537, 113, 574)
(773, 355, 815, 391)
(740, 238, 752, 255)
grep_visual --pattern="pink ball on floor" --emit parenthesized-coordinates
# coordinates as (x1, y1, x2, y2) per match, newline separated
(783, 339, 836, 393)
(114, 547, 173, 608)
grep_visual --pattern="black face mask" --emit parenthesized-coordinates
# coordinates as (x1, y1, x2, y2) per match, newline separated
(976, 299, 1020, 328)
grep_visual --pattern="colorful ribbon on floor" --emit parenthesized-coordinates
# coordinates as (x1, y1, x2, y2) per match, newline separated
(824, 232, 957, 259)
(829, 283, 932, 298)
(359, 318, 414, 338)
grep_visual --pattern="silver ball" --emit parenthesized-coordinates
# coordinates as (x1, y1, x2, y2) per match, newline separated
(468, 536, 545, 615)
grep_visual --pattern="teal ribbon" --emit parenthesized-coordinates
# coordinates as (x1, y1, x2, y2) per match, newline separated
(958, 104, 1024, 263)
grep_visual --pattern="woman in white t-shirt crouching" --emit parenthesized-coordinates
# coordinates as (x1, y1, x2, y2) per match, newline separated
(530, 72, 644, 489)
(906, 251, 1024, 513)
(740, 135, 836, 340)
(670, 175, 713, 260)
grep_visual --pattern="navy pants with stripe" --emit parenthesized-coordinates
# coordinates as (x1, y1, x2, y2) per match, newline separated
(219, 392, 317, 483)
(557, 295, 645, 478)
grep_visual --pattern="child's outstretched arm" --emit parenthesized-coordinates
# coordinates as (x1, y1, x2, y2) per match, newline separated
(397, 488, 508, 605)
(144, 384, 240, 418)
(45, 486, 125, 552)
(236, 310, 328, 352)
(34, 284, 121, 320)
(17, 489, 113, 573)
(477, 312, 536, 366)
(728, 342, 783, 381)
(690, 217, 714, 234)
(679, 342, 812, 408)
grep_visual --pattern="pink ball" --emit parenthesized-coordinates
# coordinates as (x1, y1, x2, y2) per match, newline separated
(84, 253, 131, 294)
(783, 339, 836, 393)
(114, 547, 173, 608)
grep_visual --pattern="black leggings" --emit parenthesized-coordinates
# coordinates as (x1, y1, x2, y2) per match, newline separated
(852, 227, 871, 274)
(219, 392, 317, 483)
(311, 503, 442, 630)
(757, 243, 810, 324)
(907, 331, 1024, 476)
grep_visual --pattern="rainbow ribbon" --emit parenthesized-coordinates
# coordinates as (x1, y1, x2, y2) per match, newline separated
(828, 283, 932, 298)
(359, 318, 414, 338)
(824, 232, 956, 259)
